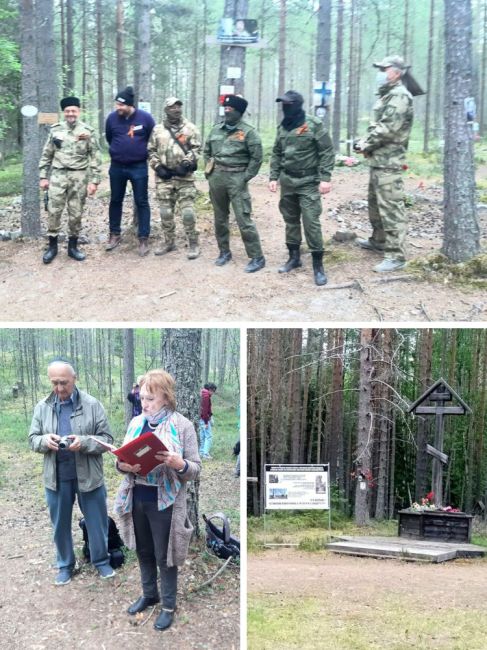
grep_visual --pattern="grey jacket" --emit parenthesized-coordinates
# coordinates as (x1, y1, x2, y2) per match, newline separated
(28, 389, 113, 492)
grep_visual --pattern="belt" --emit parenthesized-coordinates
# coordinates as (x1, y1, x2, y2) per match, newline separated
(284, 168, 317, 178)
(60, 167, 87, 172)
(214, 164, 247, 172)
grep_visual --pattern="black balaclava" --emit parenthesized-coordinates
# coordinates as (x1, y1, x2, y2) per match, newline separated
(224, 109, 242, 129)
(165, 104, 183, 126)
(281, 101, 305, 131)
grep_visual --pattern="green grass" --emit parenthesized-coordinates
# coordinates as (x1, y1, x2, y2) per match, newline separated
(0, 160, 22, 197)
(248, 593, 487, 650)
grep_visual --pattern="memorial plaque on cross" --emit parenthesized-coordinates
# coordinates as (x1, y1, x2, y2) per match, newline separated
(408, 378, 471, 508)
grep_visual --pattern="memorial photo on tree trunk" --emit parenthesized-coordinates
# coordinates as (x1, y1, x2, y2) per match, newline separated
(248, 327, 487, 649)
(0, 327, 240, 649)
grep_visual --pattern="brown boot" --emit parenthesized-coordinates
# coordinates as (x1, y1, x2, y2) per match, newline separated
(154, 239, 176, 256)
(138, 237, 150, 257)
(105, 233, 121, 251)
(187, 238, 200, 260)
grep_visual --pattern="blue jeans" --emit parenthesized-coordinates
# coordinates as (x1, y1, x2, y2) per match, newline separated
(108, 161, 151, 238)
(45, 480, 110, 570)
(199, 418, 212, 456)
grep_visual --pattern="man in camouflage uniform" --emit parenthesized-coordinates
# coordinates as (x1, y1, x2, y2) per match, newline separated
(203, 94, 265, 273)
(269, 90, 334, 286)
(39, 96, 101, 264)
(148, 97, 201, 259)
(354, 55, 414, 272)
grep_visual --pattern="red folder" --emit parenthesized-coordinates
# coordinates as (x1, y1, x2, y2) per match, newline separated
(91, 432, 168, 476)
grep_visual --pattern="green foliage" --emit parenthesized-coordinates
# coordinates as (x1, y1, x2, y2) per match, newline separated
(0, 160, 22, 197)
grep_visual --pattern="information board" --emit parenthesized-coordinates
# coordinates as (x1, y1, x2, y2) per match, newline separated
(265, 464, 329, 510)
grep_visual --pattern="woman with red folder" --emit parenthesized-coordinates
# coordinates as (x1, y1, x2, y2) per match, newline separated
(114, 369, 201, 631)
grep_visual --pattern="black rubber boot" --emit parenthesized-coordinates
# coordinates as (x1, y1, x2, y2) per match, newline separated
(278, 244, 302, 273)
(67, 236, 86, 261)
(42, 236, 58, 264)
(311, 251, 327, 286)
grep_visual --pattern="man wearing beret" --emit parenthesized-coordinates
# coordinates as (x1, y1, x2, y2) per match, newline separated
(269, 90, 334, 286)
(148, 97, 201, 259)
(39, 96, 102, 264)
(105, 86, 155, 256)
(203, 94, 265, 273)
(354, 55, 414, 273)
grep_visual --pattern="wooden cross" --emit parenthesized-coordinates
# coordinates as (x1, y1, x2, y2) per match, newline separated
(408, 378, 471, 507)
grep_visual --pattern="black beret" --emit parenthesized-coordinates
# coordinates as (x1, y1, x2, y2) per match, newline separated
(223, 94, 248, 115)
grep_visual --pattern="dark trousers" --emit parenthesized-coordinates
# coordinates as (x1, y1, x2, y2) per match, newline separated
(132, 498, 177, 609)
(108, 161, 151, 238)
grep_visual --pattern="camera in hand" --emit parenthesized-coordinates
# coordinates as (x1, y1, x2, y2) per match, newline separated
(58, 436, 72, 449)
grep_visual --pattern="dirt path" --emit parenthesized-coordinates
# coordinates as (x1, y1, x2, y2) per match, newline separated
(1, 169, 485, 322)
(248, 548, 487, 607)
(0, 449, 239, 650)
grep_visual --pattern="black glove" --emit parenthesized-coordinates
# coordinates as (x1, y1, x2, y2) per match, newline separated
(52, 137, 63, 149)
(172, 160, 193, 177)
(155, 165, 173, 180)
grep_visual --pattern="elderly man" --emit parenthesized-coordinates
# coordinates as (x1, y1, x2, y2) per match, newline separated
(29, 359, 115, 585)
(148, 97, 201, 259)
(39, 96, 102, 264)
(203, 94, 265, 273)
(105, 86, 155, 256)
(269, 90, 334, 286)
(354, 55, 414, 272)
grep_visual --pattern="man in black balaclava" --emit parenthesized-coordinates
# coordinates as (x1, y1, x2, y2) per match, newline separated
(203, 94, 265, 273)
(269, 90, 335, 286)
(147, 97, 201, 259)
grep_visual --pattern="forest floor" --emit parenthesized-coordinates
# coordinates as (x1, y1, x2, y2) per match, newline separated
(0, 165, 486, 323)
(247, 547, 487, 649)
(0, 437, 240, 649)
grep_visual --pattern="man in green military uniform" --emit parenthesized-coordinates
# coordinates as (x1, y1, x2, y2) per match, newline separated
(269, 90, 334, 286)
(203, 94, 265, 273)
(39, 96, 102, 264)
(148, 97, 201, 259)
(354, 55, 414, 273)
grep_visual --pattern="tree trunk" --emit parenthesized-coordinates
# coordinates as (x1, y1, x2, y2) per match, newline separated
(162, 329, 202, 537)
(354, 328, 373, 526)
(116, 0, 126, 90)
(442, 0, 479, 262)
(123, 329, 135, 427)
(20, 0, 41, 237)
(35, 0, 58, 157)
(480, 1, 487, 136)
(414, 329, 433, 501)
(217, 0, 248, 119)
(277, 0, 287, 122)
(345, 0, 356, 156)
(96, 0, 105, 138)
(137, 0, 151, 103)
(332, 0, 344, 152)
(65, 0, 75, 92)
(423, 0, 435, 152)
(315, 0, 331, 125)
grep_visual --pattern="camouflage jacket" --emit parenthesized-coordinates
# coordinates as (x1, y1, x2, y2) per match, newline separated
(148, 118, 201, 181)
(203, 119, 263, 181)
(361, 81, 413, 170)
(269, 115, 335, 182)
(39, 119, 102, 184)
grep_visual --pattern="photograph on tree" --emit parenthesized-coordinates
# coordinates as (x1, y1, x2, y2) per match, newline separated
(248, 327, 487, 649)
(0, 327, 240, 648)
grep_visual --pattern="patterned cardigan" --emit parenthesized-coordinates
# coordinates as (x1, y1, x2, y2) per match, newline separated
(113, 411, 201, 567)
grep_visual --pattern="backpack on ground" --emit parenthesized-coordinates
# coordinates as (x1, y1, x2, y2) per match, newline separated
(203, 512, 240, 560)
(79, 516, 125, 569)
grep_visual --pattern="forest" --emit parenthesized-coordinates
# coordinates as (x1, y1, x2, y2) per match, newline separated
(0, 327, 240, 648)
(247, 328, 487, 524)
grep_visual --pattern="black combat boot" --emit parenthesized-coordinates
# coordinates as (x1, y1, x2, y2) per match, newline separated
(245, 256, 266, 273)
(311, 251, 327, 286)
(67, 236, 86, 261)
(42, 236, 58, 264)
(215, 250, 232, 266)
(278, 244, 302, 273)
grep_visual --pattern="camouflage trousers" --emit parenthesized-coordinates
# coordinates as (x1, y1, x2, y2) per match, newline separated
(368, 168, 407, 261)
(47, 169, 89, 237)
(278, 172, 324, 253)
(208, 170, 263, 259)
(155, 178, 198, 243)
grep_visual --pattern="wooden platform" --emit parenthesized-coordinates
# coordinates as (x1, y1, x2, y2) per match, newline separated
(326, 535, 486, 563)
